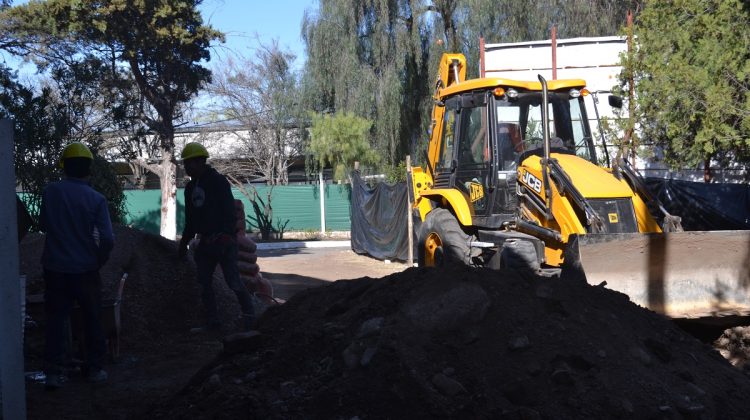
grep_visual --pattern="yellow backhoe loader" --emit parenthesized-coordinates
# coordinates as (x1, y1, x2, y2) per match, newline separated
(411, 53, 750, 321)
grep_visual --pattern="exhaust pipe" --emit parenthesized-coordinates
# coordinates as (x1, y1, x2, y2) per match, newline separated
(538, 75, 553, 220)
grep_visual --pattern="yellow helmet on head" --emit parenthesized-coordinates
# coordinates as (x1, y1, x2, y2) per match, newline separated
(60, 142, 93, 168)
(181, 142, 209, 161)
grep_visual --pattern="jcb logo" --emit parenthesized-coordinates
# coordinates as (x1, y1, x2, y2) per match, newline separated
(470, 182, 485, 202)
(521, 170, 542, 194)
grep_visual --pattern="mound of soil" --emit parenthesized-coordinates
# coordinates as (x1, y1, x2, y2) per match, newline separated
(21, 226, 244, 419)
(153, 266, 750, 419)
(22, 225, 243, 348)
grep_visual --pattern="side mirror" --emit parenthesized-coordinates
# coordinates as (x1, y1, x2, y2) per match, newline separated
(608, 95, 623, 109)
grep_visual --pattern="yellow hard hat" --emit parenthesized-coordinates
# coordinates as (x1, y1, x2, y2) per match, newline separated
(181, 142, 209, 160)
(60, 142, 93, 168)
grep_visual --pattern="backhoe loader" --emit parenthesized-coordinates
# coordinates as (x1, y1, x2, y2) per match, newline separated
(411, 53, 750, 320)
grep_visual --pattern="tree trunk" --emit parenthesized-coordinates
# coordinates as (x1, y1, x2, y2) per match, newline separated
(159, 149, 178, 240)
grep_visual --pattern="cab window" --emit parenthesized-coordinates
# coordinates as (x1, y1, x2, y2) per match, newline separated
(436, 108, 457, 171)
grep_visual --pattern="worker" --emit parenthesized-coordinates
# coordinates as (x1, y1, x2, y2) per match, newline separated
(177, 142, 256, 333)
(40, 142, 114, 390)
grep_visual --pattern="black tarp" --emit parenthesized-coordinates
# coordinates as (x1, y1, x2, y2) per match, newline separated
(350, 172, 416, 261)
(645, 178, 750, 231)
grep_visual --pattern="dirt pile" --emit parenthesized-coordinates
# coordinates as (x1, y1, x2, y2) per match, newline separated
(22, 225, 242, 353)
(153, 266, 750, 419)
(21, 225, 248, 420)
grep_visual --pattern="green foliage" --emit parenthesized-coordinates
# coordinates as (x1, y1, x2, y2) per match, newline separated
(89, 155, 127, 224)
(385, 161, 407, 183)
(309, 112, 379, 181)
(236, 185, 290, 241)
(627, 0, 750, 169)
(1, 65, 68, 229)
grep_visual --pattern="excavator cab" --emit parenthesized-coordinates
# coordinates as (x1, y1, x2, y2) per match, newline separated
(429, 84, 599, 230)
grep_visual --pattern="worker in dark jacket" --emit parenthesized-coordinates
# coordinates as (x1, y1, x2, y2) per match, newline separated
(40, 142, 114, 390)
(178, 142, 255, 332)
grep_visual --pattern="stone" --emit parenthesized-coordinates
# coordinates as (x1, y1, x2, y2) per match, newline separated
(551, 368, 574, 386)
(342, 343, 360, 369)
(360, 346, 378, 367)
(509, 335, 531, 350)
(357, 317, 385, 339)
(402, 283, 490, 331)
(526, 361, 543, 376)
(686, 382, 706, 397)
(203, 373, 222, 393)
(222, 331, 262, 355)
(629, 346, 653, 366)
(431, 373, 466, 396)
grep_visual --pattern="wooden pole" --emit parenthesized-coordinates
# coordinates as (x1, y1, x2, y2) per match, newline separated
(405, 156, 414, 266)
(0, 119, 26, 419)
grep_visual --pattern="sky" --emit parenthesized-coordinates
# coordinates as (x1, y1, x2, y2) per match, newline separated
(198, 0, 317, 70)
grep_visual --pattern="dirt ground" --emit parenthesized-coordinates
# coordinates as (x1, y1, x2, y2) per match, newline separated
(17, 226, 750, 419)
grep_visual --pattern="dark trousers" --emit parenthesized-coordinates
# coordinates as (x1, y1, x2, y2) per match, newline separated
(43, 269, 106, 374)
(194, 240, 255, 325)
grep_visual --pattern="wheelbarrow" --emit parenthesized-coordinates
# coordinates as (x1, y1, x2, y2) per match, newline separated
(70, 272, 128, 360)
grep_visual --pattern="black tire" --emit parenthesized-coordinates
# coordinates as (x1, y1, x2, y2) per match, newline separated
(417, 208, 472, 267)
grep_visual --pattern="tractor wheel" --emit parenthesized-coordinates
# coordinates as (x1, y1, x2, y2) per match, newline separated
(417, 208, 472, 267)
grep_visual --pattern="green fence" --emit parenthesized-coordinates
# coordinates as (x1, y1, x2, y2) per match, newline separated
(123, 184, 352, 235)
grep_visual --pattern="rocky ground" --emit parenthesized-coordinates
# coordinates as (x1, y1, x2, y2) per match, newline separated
(17, 226, 750, 419)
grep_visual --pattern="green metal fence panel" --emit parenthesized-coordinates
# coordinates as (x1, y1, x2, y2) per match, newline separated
(234, 185, 321, 232)
(123, 189, 186, 233)
(325, 184, 352, 231)
(123, 185, 351, 235)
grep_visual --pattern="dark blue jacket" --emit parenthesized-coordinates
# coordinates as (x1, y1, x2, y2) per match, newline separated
(40, 178, 114, 273)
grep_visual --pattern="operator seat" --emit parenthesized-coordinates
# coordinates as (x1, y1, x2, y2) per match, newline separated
(497, 123, 524, 169)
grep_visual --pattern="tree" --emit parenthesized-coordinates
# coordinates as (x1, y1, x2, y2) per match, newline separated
(2, 0, 223, 239)
(206, 41, 305, 185)
(302, 0, 431, 168)
(309, 111, 379, 182)
(0, 64, 126, 226)
(301, 0, 638, 172)
(627, 0, 750, 181)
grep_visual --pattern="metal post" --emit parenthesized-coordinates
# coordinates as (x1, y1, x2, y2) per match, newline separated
(319, 171, 326, 234)
(406, 156, 414, 265)
(479, 36, 485, 78)
(0, 119, 26, 419)
(551, 26, 557, 80)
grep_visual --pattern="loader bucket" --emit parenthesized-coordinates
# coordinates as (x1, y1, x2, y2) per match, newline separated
(567, 231, 750, 320)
